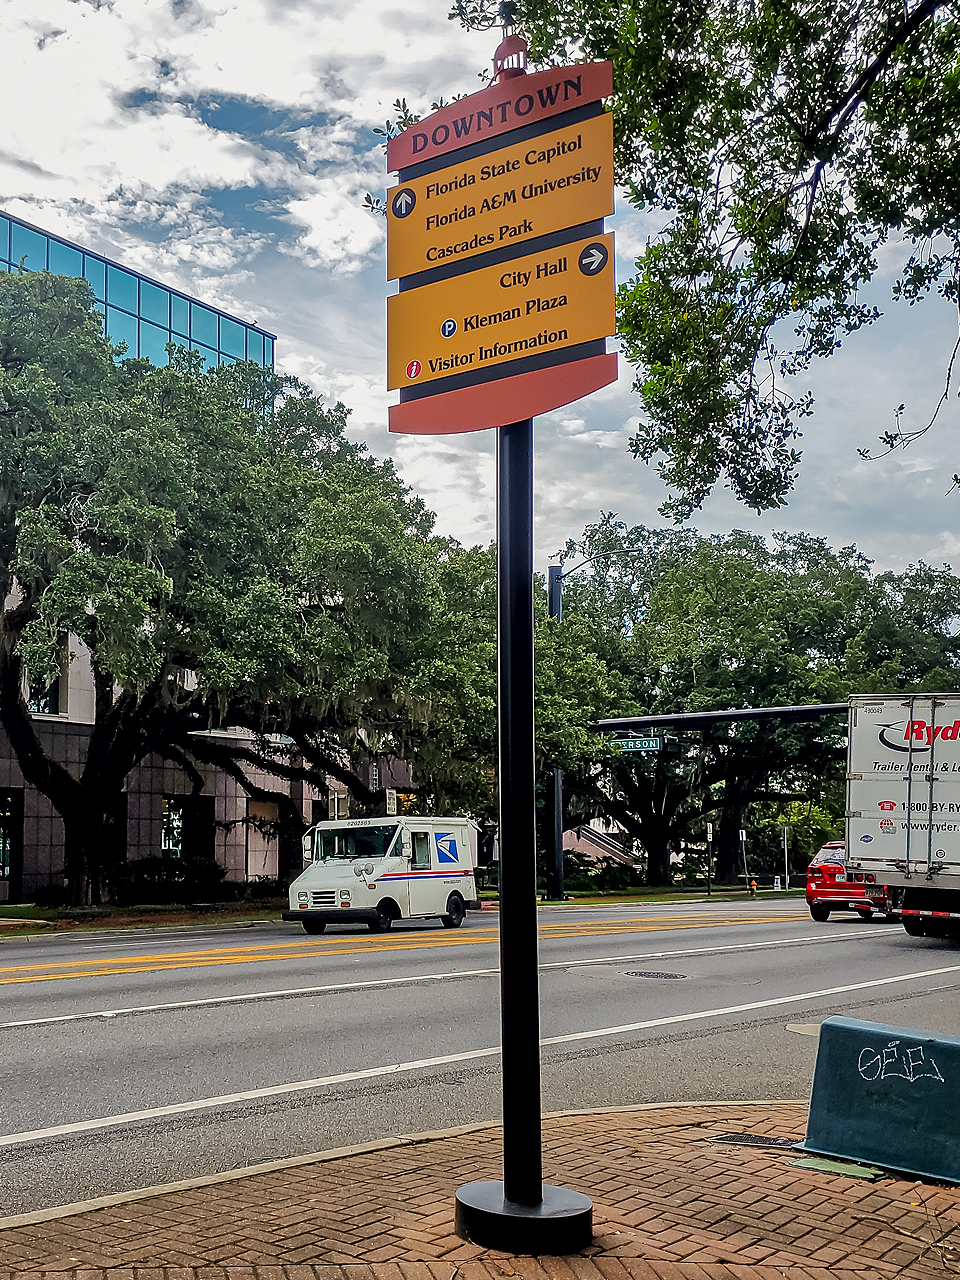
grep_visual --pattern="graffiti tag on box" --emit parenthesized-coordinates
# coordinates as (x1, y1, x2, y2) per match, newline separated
(858, 1040, 945, 1084)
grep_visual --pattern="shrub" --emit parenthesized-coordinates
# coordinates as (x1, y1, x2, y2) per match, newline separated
(111, 854, 228, 905)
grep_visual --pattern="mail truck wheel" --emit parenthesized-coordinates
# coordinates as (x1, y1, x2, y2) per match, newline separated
(442, 894, 465, 929)
(809, 904, 830, 922)
(301, 920, 326, 935)
(369, 901, 396, 933)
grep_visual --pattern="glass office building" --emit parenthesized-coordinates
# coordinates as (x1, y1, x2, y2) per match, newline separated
(0, 209, 275, 370)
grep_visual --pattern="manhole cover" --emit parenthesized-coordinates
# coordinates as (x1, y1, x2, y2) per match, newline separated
(712, 1134, 799, 1148)
(624, 971, 687, 980)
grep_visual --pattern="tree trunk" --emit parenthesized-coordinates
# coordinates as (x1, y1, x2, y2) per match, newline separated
(644, 827, 673, 886)
(715, 804, 743, 884)
(63, 803, 119, 905)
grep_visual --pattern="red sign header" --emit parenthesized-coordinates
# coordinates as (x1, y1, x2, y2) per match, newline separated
(386, 62, 613, 173)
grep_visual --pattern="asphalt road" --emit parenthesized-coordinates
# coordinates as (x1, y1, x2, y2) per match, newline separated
(3, 898, 960, 1215)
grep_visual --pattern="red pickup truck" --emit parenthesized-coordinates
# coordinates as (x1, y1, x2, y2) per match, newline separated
(806, 842, 898, 922)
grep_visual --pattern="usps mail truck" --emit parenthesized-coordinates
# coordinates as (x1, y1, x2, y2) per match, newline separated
(283, 816, 481, 934)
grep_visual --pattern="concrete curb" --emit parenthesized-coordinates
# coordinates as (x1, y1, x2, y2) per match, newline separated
(0, 918, 284, 943)
(0, 1099, 808, 1233)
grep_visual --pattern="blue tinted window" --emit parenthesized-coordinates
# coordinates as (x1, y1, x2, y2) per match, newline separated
(139, 320, 169, 366)
(191, 343, 219, 371)
(105, 307, 138, 355)
(139, 280, 169, 326)
(84, 256, 106, 299)
(10, 224, 47, 271)
(48, 241, 83, 277)
(170, 294, 189, 336)
(219, 316, 245, 359)
(0, 218, 9, 263)
(107, 265, 138, 312)
(263, 336, 274, 367)
(246, 330, 264, 365)
(191, 304, 217, 347)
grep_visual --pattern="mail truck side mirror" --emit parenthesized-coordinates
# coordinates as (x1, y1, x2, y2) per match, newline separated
(302, 829, 316, 862)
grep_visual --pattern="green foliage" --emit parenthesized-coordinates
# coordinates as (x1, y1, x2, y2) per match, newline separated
(747, 800, 843, 876)
(557, 514, 960, 881)
(111, 853, 228, 906)
(0, 270, 456, 900)
(561, 848, 645, 892)
(494, 0, 960, 515)
(400, 540, 620, 824)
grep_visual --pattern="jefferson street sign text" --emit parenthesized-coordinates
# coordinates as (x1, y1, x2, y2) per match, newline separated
(617, 738, 661, 752)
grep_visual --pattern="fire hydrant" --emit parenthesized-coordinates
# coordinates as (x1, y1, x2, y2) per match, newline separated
(749, 879, 758, 898)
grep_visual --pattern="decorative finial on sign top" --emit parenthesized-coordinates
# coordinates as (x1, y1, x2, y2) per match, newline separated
(493, 0, 527, 81)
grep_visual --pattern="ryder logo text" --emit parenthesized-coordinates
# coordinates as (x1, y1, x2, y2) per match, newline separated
(904, 720, 960, 744)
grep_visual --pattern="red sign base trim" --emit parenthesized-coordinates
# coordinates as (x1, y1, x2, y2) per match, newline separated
(388, 353, 618, 435)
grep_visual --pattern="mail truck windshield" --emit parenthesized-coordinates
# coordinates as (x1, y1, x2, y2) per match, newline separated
(317, 826, 400, 861)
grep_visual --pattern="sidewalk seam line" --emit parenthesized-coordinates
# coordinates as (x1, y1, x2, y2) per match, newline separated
(0, 1099, 808, 1232)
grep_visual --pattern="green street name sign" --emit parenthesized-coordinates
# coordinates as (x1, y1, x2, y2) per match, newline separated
(617, 737, 661, 752)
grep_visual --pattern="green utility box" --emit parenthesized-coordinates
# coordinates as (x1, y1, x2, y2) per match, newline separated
(802, 1015, 960, 1183)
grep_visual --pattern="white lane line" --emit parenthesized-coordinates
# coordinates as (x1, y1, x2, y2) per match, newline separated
(540, 961, 960, 1043)
(0, 927, 894, 1029)
(3, 960, 958, 1149)
(0, 967, 500, 1029)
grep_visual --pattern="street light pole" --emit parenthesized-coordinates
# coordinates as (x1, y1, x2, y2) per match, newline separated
(782, 824, 791, 890)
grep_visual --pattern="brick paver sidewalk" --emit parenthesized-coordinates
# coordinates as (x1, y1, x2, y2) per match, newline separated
(1, 1103, 958, 1280)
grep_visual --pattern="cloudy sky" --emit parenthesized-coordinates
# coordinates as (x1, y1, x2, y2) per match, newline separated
(2, 0, 958, 575)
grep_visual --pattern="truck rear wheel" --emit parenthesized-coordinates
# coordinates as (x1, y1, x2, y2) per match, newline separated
(809, 904, 830, 922)
(301, 920, 326, 935)
(442, 894, 465, 929)
(902, 917, 927, 936)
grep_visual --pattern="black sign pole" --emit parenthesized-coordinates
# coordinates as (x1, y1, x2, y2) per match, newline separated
(546, 564, 564, 903)
(455, 420, 592, 1253)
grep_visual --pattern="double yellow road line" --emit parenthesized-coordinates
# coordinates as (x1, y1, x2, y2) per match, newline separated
(0, 911, 807, 986)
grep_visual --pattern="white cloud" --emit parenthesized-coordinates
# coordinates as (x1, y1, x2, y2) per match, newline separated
(2, 0, 960, 578)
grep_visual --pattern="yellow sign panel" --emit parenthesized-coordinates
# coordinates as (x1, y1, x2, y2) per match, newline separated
(387, 233, 614, 390)
(386, 112, 613, 281)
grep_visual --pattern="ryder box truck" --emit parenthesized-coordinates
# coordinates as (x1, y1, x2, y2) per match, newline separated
(847, 694, 960, 937)
(283, 815, 481, 934)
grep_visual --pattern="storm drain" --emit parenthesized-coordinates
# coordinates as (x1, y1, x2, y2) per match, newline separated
(623, 971, 687, 980)
(711, 1134, 799, 1149)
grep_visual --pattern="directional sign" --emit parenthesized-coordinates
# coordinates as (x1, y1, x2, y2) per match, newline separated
(387, 111, 613, 281)
(386, 60, 617, 436)
(617, 738, 661, 752)
(388, 233, 614, 391)
(387, 62, 613, 171)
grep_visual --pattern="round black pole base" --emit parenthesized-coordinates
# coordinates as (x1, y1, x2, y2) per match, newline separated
(455, 1181, 593, 1255)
